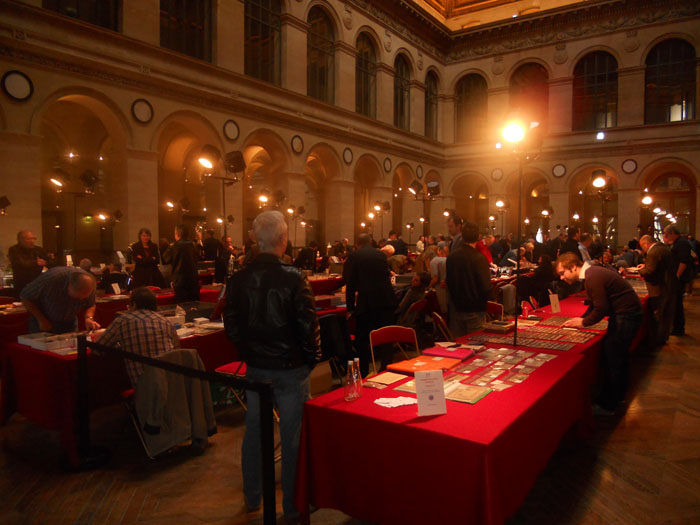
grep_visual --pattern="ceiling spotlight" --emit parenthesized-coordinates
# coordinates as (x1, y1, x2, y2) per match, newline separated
(216, 216, 224, 224)
(641, 195, 653, 206)
(443, 209, 451, 217)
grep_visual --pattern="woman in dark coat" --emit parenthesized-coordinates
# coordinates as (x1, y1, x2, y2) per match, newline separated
(128, 228, 166, 289)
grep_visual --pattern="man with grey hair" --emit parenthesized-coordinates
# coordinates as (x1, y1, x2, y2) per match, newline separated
(20, 266, 99, 333)
(637, 234, 673, 345)
(224, 210, 321, 519)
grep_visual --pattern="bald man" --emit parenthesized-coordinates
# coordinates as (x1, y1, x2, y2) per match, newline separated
(21, 266, 99, 334)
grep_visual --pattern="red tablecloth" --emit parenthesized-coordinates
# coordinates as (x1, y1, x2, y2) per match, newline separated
(296, 350, 590, 524)
(0, 329, 237, 466)
(309, 277, 344, 296)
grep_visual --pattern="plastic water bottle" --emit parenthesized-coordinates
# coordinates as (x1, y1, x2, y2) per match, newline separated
(353, 357, 362, 397)
(344, 360, 357, 401)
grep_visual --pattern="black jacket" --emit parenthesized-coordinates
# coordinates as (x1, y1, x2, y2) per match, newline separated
(129, 240, 165, 289)
(446, 244, 493, 313)
(343, 245, 396, 314)
(224, 253, 321, 370)
(162, 240, 200, 300)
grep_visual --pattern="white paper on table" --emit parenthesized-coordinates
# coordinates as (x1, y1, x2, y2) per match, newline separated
(374, 396, 418, 408)
(549, 294, 561, 313)
(111, 282, 121, 295)
(415, 369, 447, 416)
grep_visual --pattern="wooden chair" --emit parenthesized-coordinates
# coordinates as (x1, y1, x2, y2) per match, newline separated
(369, 325, 420, 376)
(431, 311, 454, 342)
(486, 301, 504, 321)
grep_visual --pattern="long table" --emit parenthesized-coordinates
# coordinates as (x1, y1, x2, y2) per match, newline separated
(0, 328, 238, 467)
(296, 349, 592, 524)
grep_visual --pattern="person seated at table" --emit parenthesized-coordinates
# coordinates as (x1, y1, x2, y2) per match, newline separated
(500, 246, 526, 267)
(97, 287, 179, 387)
(557, 253, 642, 415)
(100, 262, 130, 294)
(294, 241, 318, 272)
(395, 271, 430, 325)
(20, 266, 100, 334)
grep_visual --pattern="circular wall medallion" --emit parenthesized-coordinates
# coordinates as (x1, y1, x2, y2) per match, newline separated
(291, 135, 304, 154)
(552, 164, 566, 178)
(383, 157, 392, 173)
(416, 165, 423, 179)
(491, 168, 503, 181)
(343, 147, 353, 164)
(223, 119, 239, 141)
(622, 159, 637, 174)
(131, 98, 153, 124)
(1, 70, 33, 101)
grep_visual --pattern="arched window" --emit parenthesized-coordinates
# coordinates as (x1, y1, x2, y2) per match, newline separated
(307, 6, 335, 104)
(509, 63, 549, 128)
(455, 74, 488, 142)
(160, 0, 212, 61)
(394, 55, 411, 130)
(645, 39, 696, 124)
(356, 33, 376, 118)
(424, 72, 439, 139)
(45, 0, 119, 31)
(244, 0, 281, 85)
(573, 51, 618, 131)
(649, 173, 695, 235)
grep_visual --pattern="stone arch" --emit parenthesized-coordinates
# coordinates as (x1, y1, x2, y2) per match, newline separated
(640, 33, 699, 65)
(354, 153, 383, 237)
(34, 89, 132, 260)
(353, 25, 383, 60)
(302, 142, 343, 245)
(568, 164, 621, 246)
(393, 49, 416, 78)
(449, 68, 492, 94)
(305, 0, 344, 42)
(425, 66, 443, 90)
(506, 57, 553, 82)
(569, 46, 623, 76)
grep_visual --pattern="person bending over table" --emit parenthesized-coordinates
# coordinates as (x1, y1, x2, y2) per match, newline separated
(556, 253, 642, 415)
(224, 210, 321, 520)
(20, 266, 100, 334)
(97, 287, 179, 387)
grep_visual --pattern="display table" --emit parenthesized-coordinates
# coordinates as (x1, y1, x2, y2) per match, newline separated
(308, 276, 344, 296)
(296, 350, 591, 524)
(0, 328, 237, 466)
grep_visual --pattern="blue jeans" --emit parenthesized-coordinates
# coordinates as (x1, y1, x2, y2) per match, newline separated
(448, 307, 485, 338)
(242, 365, 310, 517)
(597, 310, 643, 411)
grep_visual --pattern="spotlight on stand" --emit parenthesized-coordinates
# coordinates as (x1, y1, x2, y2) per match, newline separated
(408, 180, 423, 195)
(287, 205, 296, 215)
(179, 197, 190, 213)
(224, 150, 246, 174)
(373, 202, 382, 212)
(80, 170, 98, 194)
(426, 181, 440, 197)
(273, 190, 286, 204)
(540, 206, 554, 217)
(198, 145, 221, 170)
(0, 195, 11, 215)
(227, 214, 235, 225)
(443, 208, 451, 217)
(641, 195, 653, 206)
(591, 169, 607, 189)
(382, 201, 391, 211)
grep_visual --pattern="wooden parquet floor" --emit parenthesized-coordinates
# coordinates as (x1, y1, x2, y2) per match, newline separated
(1, 287, 699, 524)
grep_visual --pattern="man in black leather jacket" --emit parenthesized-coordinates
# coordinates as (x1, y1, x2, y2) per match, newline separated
(224, 210, 321, 520)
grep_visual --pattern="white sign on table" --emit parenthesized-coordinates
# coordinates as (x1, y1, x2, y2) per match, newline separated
(415, 369, 446, 416)
(549, 293, 561, 313)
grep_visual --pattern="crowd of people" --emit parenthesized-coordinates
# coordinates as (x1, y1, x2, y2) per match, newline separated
(4, 211, 698, 523)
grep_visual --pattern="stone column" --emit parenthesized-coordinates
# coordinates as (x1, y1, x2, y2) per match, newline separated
(488, 86, 510, 132)
(284, 172, 307, 248)
(617, 67, 645, 127)
(411, 80, 426, 135)
(215, 0, 244, 72)
(122, 0, 159, 45)
(335, 42, 356, 112)
(549, 78, 572, 134)
(325, 179, 355, 242)
(281, 15, 307, 95)
(121, 149, 160, 249)
(439, 94, 455, 144)
(0, 132, 42, 250)
(375, 63, 394, 125)
(616, 188, 639, 247)
(548, 190, 570, 235)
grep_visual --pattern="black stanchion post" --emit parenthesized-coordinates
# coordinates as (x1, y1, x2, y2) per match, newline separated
(76, 335, 90, 458)
(260, 385, 276, 524)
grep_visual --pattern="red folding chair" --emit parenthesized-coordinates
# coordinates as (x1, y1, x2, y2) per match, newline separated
(369, 325, 420, 376)
(431, 311, 454, 342)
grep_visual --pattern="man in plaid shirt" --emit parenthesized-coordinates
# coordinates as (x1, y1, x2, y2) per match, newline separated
(98, 287, 179, 387)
